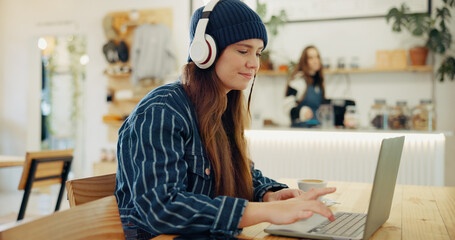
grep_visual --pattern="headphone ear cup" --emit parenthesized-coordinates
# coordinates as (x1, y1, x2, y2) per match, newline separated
(190, 38, 208, 65)
(196, 34, 217, 69)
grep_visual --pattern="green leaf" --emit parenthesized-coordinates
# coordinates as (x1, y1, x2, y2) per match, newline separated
(443, 0, 455, 7)
(437, 57, 455, 81)
(427, 28, 451, 53)
(407, 13, 431, 36)
(255, 0, 267, 20)
(436, 7, 451, 21)
(386, 8, 400, 23)
(264, 11, 287, 36)
(439, 20, 447, 31)
(256, 0, 287, 37)
(278, 9, 288, 22)
(386, 5, 410, 32)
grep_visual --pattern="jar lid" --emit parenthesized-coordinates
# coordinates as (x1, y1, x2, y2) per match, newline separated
(396, 101, 407, 106)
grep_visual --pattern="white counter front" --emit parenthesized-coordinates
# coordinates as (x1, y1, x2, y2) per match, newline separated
(245, 128, 447, 186)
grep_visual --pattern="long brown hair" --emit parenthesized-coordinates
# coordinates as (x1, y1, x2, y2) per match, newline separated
(181, 62, 253, 201)
(286, 45, 325, 101)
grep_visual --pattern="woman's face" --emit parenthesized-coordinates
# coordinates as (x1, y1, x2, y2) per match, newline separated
(215, 39, 263, 93)
(306, 48, 321, 74)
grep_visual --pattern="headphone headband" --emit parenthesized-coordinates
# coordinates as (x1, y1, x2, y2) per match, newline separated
(203, 0, 219, 12)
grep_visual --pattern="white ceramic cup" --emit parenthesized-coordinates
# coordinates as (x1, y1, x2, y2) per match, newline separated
(297, 179, 327, 200)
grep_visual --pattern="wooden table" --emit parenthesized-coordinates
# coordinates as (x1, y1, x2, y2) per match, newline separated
(152, 179, 455, 240)
(0, 155, 25, 168)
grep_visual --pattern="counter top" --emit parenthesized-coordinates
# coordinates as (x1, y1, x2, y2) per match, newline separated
(248, 126, 453, 136)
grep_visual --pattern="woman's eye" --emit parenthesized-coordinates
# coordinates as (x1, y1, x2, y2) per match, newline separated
(238, 50, 247, 54)
(256, 53, 262, 57)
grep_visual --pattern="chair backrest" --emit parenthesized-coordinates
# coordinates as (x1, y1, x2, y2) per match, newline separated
(17, 149, 73, 221)
(0, 196, 125, 240)
(18, 149, 73, 190)
(66, 173, 117, 208)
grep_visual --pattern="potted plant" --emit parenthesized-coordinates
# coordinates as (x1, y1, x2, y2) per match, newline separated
(386, 0, 455, 81)
(255, 0, 287, 70)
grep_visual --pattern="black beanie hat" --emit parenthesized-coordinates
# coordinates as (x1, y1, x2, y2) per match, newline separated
(188, 0, 268, 62)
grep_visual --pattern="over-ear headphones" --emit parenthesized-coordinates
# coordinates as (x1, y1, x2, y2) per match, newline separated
(189, 0, 220, 69)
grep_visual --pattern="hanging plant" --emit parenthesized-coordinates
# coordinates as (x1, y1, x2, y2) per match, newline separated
(255, 0, 288, 70)
(386, 0, 455, 81)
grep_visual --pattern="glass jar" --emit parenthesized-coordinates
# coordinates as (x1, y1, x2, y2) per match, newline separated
(369, 99, 389, 130)
(350, 56, 359, 69)
(322, 57, 331, 69)
(412, 99, 436, 131)
(337, 57, 346, 69)
(344, 105, 360, 129)
(388, 101, 411, 130)
(316, 104, 335, 129)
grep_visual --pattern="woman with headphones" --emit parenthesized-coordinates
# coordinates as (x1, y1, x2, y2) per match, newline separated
(115, 1, 335, 239)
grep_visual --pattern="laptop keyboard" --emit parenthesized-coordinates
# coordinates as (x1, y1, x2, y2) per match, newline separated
(309, 212, 366, 237)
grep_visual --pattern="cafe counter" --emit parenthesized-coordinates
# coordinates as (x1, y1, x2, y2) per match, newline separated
(245, 127, 449, 186)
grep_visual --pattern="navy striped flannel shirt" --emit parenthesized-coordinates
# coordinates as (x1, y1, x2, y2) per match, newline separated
(115, 80, 287, 237)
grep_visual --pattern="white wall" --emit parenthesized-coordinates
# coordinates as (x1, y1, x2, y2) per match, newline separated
(0, 0, 4, 153)
(0, 1, 28, 156)
(0, 0, 454, 186)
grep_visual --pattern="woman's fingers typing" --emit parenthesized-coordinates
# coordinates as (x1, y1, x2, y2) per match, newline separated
(300, 187, 336, 201)
(297, 210, 313, 219)
(263, 188, 304, 202)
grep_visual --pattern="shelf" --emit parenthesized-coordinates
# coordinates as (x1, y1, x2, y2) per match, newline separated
(102, 119, 124, 126)
(257, 70, 289, 76)
(102, 8, 173, 143)
(111, 97, 143, 103)
(102, 119, 124, 142)
(257, 65, 433, 76)
(104, 72, 131, 78)
(325, 65, 433, 74)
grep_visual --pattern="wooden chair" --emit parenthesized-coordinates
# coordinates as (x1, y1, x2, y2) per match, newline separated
(0, 196, 125, 240)
(66, 173, 116, 208)
(17, 149, 73, 221)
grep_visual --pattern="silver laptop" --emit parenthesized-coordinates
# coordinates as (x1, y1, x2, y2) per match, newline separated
(265, 136, 405, 240)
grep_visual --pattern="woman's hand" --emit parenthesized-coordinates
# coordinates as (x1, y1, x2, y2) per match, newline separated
(265, 196, 335, 225)
(263, 188, 303, 202)
(263, 187, 335, 202)
(299, 187, 336, 201)
(299, 106, 314, 121)
(239, 187, 336, 228)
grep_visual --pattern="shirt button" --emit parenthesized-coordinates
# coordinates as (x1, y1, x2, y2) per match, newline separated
(205, 168, 210, 176)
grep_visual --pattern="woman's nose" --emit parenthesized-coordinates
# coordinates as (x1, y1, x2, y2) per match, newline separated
(246, 54, 259, 69)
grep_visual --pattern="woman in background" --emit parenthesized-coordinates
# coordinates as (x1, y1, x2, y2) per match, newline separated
(283, 46, 326, 127)
(115, 1, 335, 239)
